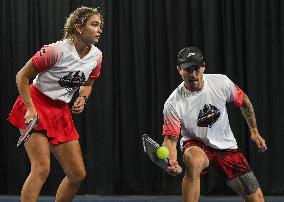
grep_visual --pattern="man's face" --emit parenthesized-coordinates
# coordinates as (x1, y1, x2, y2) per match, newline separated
(177, 65, 205, 91)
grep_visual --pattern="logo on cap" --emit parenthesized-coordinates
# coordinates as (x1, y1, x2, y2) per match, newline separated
(187, 53, 196, 57)
(177, 47, 204, 69)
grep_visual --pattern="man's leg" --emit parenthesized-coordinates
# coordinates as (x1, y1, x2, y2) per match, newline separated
(243, 188, 264, 202)
(182, 146, 209, 202)
(51, 139, 86, 202)
(21, 131, 51, 202)
(227, 171, 264, 202)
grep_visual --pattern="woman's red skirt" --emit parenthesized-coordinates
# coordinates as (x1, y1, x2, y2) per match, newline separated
(8, 85, 79, 144)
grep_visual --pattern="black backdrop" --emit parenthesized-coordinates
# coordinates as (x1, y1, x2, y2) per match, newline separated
(1, 0, 284, 196)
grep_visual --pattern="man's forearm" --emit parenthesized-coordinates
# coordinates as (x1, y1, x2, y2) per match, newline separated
(240, 94, 257, 129)
(163, 135, 178, 160)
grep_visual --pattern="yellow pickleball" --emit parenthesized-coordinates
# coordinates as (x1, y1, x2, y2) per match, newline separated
(156, 146, 169, 159)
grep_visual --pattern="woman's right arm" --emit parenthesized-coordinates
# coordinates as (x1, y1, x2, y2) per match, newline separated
(16, 59, 39, 123)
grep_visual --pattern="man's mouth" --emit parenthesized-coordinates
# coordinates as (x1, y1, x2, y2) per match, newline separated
(188, 79, 198, 82)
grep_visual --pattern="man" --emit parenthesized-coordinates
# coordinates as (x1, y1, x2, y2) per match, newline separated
(161, 46, 267, 202)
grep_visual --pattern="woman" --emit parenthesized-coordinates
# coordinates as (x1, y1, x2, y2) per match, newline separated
(8, 6, 103, 202)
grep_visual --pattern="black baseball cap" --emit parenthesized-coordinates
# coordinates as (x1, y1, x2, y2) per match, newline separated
(177, 47, 205, 70)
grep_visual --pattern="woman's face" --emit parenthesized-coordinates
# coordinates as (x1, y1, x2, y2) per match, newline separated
(79, 14, 102, 44)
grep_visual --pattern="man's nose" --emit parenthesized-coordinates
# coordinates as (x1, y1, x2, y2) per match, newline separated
(186, 70, 198, 76)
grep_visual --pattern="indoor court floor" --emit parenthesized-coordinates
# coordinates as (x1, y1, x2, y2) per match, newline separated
(0, 195, 284, 202)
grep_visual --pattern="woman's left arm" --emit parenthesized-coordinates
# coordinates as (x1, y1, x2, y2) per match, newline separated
(71, 79, 95, 114)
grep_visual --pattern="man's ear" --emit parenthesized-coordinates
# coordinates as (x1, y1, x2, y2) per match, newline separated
(200, 66, 206, 73)
(177, 66, 182, 75)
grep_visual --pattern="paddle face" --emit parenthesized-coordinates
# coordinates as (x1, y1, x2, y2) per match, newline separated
(142, 134, 169, 171)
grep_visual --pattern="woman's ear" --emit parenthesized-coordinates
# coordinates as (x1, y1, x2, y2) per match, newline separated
(75, 25, 82, 35)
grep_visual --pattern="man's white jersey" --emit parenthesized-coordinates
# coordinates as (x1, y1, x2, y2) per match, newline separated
(162, 74, 244, 150)
(32, 39, 102, 103)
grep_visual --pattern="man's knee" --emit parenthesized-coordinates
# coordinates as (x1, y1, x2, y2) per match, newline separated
(183, 146, 209, 175)
(226, 171, 260, 196)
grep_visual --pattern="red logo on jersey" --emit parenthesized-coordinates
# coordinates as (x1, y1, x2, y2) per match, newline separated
(197, 104, 220, 128)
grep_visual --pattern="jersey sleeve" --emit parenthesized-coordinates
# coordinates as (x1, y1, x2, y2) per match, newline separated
(162, 102, 181, 138)
(224, 76, 244, 107)
(31, 44, 61, 72)
(89, 51, 102, 80)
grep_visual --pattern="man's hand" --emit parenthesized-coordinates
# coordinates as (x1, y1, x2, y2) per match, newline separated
(166, 159, 182, 176)
(250, 128, 267, 153)
(71, 96, 86, 114)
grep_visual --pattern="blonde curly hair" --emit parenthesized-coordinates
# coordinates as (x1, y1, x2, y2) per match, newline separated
(64, 6, 103, 39)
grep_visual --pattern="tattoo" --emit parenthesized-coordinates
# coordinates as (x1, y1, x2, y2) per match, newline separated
(240, 94, 257, 129)
(165, 135, 178, 143)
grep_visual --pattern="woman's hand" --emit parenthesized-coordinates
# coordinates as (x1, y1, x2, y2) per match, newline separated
(24, 107, 38, 124)
(71, 96, 86, 114)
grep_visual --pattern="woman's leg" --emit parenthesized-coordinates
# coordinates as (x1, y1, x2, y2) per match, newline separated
(21, 131, 51, 202)
(51, 139, 86, 202)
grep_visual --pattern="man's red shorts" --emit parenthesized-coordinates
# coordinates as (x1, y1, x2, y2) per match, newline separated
(182, 139, 251, 181)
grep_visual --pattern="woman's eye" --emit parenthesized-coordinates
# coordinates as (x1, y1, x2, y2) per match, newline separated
(91, 23, 99, 27)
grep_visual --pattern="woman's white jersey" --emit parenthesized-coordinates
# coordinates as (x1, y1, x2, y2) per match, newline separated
(32, 39, 102, 103)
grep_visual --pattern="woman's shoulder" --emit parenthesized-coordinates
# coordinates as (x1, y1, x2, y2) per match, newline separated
(91, 44, 102, 55)
(53, 39, 73, 51)
(38, 40, 67, 55)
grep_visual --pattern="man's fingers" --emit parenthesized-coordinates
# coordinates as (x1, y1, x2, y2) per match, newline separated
(260, 144, 267, 151)
(258, 147, 267, 153)
(258, 141, 267, 152)
(167, 163, 182, 176)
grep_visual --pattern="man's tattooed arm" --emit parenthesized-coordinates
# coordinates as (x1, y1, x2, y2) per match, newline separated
(240, 93, 267, 152)
(240, 94, 257, 129)
(165, 135, 178, 143)
(163, 135, 178, 160)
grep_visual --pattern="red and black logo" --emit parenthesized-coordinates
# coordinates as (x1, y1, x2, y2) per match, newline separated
(197, 104, 220, 128)
(58, 71, 86, 92)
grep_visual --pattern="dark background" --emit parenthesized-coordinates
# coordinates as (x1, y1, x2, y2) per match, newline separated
(1, 0, 283, 196)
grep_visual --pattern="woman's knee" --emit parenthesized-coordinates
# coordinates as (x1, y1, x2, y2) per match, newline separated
(31, 161, 50, 180)
(68, 168, 87, 184)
